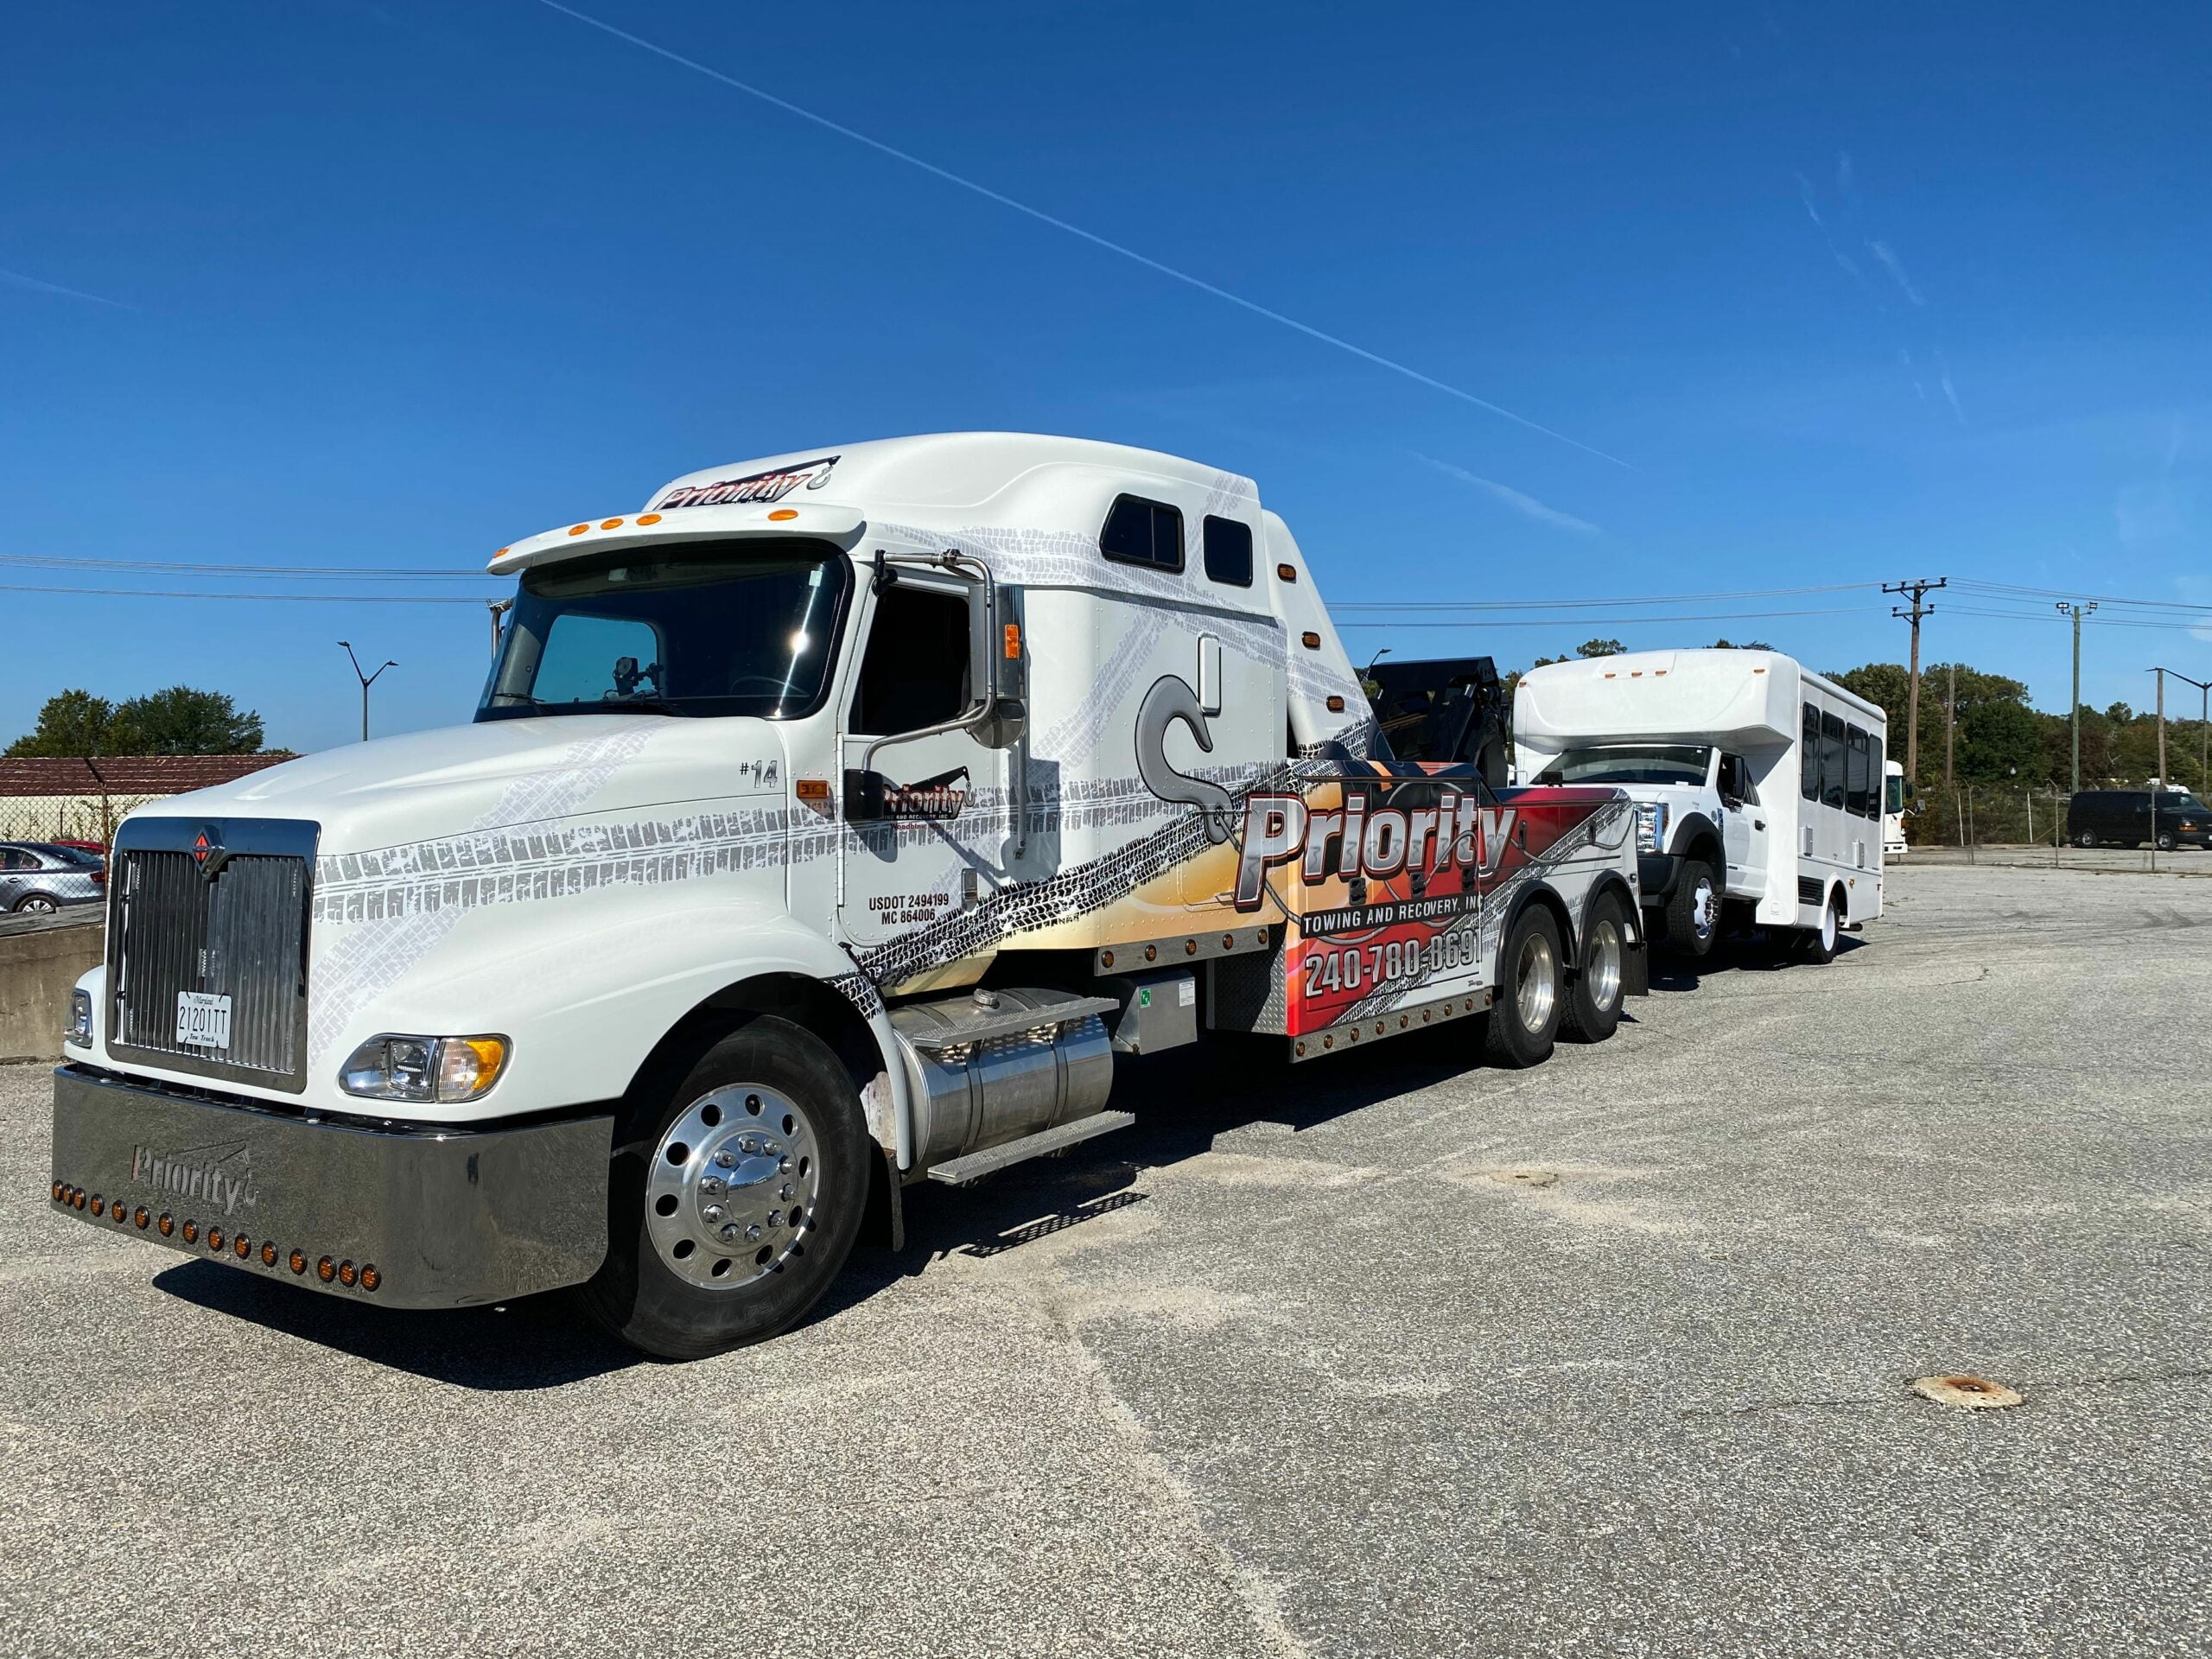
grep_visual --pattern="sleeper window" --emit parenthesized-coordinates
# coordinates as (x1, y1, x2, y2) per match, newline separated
(1202, 516, 1254, 586)
(1099, 495, 1185, 573)
(850, 585, 972, 737)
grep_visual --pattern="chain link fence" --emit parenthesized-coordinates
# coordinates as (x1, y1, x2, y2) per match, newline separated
(0, 797, 161, 848)
(1907, 784, 2212, 873)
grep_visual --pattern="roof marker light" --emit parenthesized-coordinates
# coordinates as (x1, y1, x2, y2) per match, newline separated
(567, 524, 589, 537)
(601, 518, 625, 530)
(637, 512, 662, 524)
(768, 509, 798, 521)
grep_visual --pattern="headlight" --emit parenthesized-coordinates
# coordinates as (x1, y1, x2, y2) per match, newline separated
(340, 1034, 510, 1103)
(1634, 801, 1668, 853)
(65, 988, 92, 1048)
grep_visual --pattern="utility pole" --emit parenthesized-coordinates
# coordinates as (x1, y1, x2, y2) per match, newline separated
(1885, 578, 1945, 785)
(487, 599, 513, 661)
(2055, 601, 2097, 793)
(340, 641, 397, 743)
(2153, 667, 2168, 788)
(1943, 661, 1956, 788)
(2157, 670, 2212, 795)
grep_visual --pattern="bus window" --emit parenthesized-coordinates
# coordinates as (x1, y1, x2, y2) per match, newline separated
(1885, 772, 1906, 814)
(1801, 703, 1820, 800)
(1846, 726, 1871, 816)
(1820, 712, 1847, 811)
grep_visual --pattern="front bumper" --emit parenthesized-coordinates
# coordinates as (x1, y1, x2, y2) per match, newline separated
(48, 1065, 613, 1308)
(1637, 852, 1682, 900)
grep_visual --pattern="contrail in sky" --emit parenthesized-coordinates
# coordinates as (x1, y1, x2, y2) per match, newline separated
(0, 266, 132, 308)
(531, 0, 1632, 471)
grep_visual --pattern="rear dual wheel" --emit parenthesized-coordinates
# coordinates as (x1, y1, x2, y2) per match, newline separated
(583, 1016, 871, 1360)
(1561, 891, 1629, 1044)
(1484, 906, 1563, 1069)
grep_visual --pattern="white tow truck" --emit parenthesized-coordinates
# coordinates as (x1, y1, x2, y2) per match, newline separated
(52, 434, 1646, 1357)
(1512, 648, 1887, 960)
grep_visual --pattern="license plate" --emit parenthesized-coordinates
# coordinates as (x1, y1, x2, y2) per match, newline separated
(175, 991, 232, 1051)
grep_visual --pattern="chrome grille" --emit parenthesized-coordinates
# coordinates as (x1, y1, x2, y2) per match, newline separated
(107, 818, 318, 1092)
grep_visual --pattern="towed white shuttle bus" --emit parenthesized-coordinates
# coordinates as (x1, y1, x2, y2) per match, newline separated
(1513, 650, 1886, 958)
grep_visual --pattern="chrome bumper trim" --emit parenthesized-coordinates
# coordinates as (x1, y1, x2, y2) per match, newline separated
(49, 1065, 612, 1309)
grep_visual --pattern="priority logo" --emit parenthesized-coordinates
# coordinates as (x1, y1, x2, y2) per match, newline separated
(1233, 787, 1517, 911)
(130, 1141, 259, 1216)
(657, 456, 839, 509)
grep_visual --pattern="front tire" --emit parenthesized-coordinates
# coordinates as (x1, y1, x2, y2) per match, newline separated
(1561, 891, 1627, 1043)
(14, 894, 58, 915)
(2156, 832, 2177, 852)
(1662, 858, 1720, 959)
(583, 1016, 872, 1360)
(1484, 906, 1563, 1069)
(2075, 830, 2097, 849)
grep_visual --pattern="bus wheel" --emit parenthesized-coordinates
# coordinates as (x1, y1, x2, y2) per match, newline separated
(1798, 891, 1843, 964)
(1484, 906, 1563, 1068)
(1561, 892, 1627, 1043)
(583, 1016, 870, 1360)
(1663, 859, 1720, 959)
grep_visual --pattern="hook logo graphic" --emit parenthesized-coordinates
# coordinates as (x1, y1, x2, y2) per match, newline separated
(1135, 676, 1236, 843)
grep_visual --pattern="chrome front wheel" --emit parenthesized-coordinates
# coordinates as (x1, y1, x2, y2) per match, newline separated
(645, 1084, 823, 1291)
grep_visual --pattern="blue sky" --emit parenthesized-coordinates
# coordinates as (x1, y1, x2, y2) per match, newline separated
(4, 0, 2209, 753)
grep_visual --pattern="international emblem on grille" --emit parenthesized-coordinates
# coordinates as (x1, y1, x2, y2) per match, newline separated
(192, 825, 228, 880)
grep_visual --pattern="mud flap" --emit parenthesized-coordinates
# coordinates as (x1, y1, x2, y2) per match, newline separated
(1624, 939, 1650, 997)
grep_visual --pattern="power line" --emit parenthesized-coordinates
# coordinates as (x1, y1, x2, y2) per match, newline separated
(1334, 607, 1867, 628)
(0, 583, 499, 604)
(1953, 579, 2212, 613)
(0, 553, 486, 579)
(1332, 582, 1878, 613)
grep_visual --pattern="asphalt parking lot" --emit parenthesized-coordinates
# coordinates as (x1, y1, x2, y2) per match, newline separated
(4, 861, 2208, 1658)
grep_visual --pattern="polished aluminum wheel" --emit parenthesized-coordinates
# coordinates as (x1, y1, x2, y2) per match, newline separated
(1689, 874, 1718, 944)
(1514, 931, 1557, 1033)
(645, 1084, 821, 1290)
(1584, 916, 1623, 1012)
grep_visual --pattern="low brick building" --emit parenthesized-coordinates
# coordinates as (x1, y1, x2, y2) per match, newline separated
(0, 755, 292, 845)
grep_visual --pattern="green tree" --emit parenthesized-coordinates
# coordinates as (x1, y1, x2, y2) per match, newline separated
(4, 690, 124, 756)
(113, 687, 264, 754)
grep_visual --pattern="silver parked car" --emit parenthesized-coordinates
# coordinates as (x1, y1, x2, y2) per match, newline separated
(0, 842, 105, 915)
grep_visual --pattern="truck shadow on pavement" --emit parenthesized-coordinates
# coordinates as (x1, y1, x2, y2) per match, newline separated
(1648, 932, 1866, 994)
(152, 1259, 641, 1389)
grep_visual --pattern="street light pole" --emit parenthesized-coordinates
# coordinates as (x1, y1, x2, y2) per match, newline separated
(339, 641, 397, 743)
(2153, 669, 2212, 796)
(2056, 601, 2097, 792)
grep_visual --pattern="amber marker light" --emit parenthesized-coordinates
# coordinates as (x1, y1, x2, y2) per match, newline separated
(158, 1213, 174, 1236)
(89, 1196, 104, 1217)
(234, 1236, 251, 1259)
(1301, 632, 1321, 649)
(1276, 563, 1298, 582)
(1326, 695, 1346, 713)
(637, 512, 662, 524)
(74, 1189, 87, 1210)
(567, 523, 589, 536)
(135, 1207, 150, 1229)
(289, 1249, 307, 1274)
(207, 1227, 224, 1252)
(359, 1265, 381, 1293)
(794, 778, 831, 804)
(261, 1242, 277, 1266)
(181, 1221, 198, 1243)
(317, 1257, 336, 1283)
(600, 518, 625, 530)
(338, 1261, 358, 1287)
(50, 1181, 62, 1203)
(767, 508, 798, 521)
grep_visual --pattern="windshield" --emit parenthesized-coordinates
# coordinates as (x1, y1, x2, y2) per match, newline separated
(2158, 795, 2209, 816)
(1536, 744, 1713, 787)
(480, 538, 851, 721)
(1885, 775, 1906, 813)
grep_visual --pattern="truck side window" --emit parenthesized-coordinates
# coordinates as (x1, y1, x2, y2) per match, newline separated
(850, 585, 972, 737)
(1100, 494, 1185, 573)
(1202, 516, 1253, 586)
(1801, 703, 1820, 801)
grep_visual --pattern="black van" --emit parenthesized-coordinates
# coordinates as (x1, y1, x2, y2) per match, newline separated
(2066, 790, 2212, 850)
